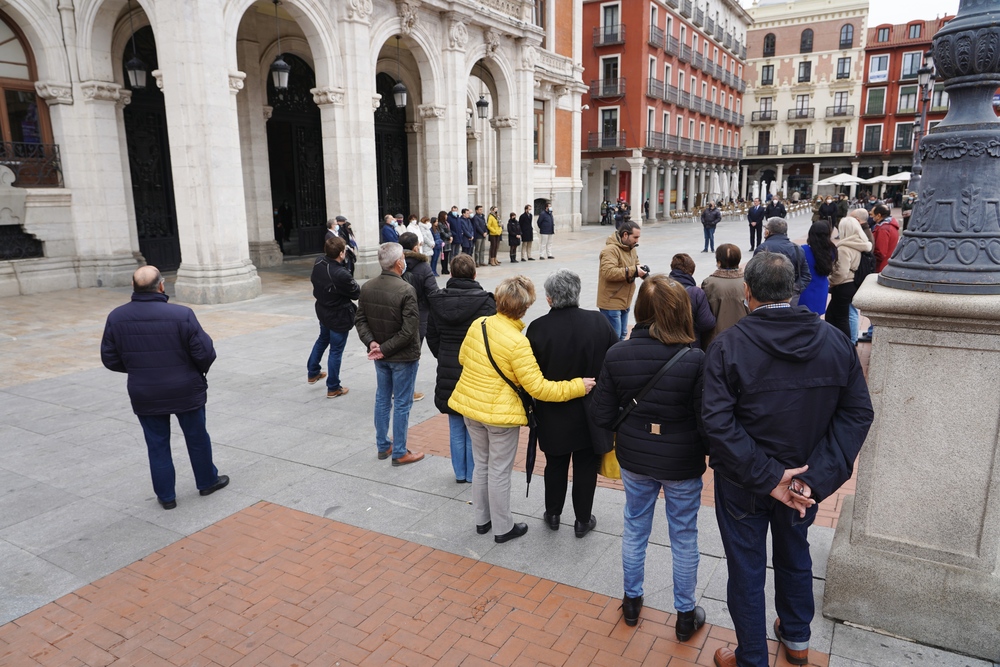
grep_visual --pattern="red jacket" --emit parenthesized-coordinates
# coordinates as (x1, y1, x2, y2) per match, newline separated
(872, 218, 900, 273)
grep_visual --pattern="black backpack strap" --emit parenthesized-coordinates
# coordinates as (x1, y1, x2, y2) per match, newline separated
(611, 347, 690, 431)
(481, 319, 522, 397)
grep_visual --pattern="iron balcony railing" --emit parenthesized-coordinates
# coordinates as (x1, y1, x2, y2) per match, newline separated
(663, 84, 679, 105)
(750, 110, 778, 122)
(839, 39, 854, 49)
(788, 108, 816, 120)
(861, 143, 884, 153)
(666, 0, 679, 8)
(693, 52, 705, 71)
(693, 8, 704, 27)
(587, 131, 627, 150)
(715, 25, 724, 41)
(746, 145, 779, 156)
(724, 34, 733, 49)
(680, 0, 693, 19)
(646, 130, 665, 149)
(646, 77, 664, 99)
(826, 105, 855, 118)
(589, 78, 626, 98)
(679, 45, 692, 63)
(820, 142, 852, 153)
(593, 24, 625, 47)
(705, 17, 715, 34)
(649, 24, 664, 49)
(740, 44, 747, 59)
(0, 142, 63, 187)
(785, 144, 815, 155)
(665, 35, 680, 56)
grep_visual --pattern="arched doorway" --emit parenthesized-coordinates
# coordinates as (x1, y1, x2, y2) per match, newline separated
(122, 26, 180, 271)
(373, 72, 409, 221)
(266, 53, 326, 255)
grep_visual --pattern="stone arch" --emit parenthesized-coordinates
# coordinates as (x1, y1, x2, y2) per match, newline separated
(257, 35, 314, 90)
(110, 6, 151, 87)
(375, 49, 422, 123)
(0, 1, 70, 84)
(463, 44, 516, 118)
(76, 0, 157, 83)
(368, 18, 441, 106)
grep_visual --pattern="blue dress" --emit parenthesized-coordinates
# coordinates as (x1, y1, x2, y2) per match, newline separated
(798, 244, 830, 315)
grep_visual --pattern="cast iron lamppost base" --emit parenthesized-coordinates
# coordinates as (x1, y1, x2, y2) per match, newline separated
(879, 1, 1000, 294)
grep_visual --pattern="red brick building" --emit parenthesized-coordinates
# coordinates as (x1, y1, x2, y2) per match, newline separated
(856, 17, 953, 194)
(580, 0, 752, 222)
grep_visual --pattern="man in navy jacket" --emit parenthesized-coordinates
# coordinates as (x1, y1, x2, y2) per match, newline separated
(536, 203, 555, 259)
(746, 197, 766, 251)
(753, 218, 811, 303)
(101, 266, 229, 510)
(702, 253, 873, 667)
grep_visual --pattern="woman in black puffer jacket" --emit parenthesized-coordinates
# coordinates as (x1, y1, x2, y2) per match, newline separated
(426, 254, 496, 483)
(590, 274, 708, 643)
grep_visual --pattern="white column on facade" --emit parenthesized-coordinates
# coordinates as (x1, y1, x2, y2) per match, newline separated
(580, 159, 590, 224)
(698, 166, 707, 206)
(235, 28, 281, 269)
(776, 163, 785, 197)
(686, 165, 697, 211)
(493, 40, 535, 217)
(881, 159, 891, 198)
(156, 0, 260, 303)
(812, 162, 821, 196)
(850, 160, 860, 199)
(626, 157, 644, 224)
(646, 159, 659, 220)
(741, 163, 749, 200)
(664, 160, 674, 216)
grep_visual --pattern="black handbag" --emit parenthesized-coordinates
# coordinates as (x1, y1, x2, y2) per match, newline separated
(481, 320, 536, 429)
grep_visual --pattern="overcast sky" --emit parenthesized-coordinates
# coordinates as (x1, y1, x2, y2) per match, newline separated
(741, 0, 960, 26)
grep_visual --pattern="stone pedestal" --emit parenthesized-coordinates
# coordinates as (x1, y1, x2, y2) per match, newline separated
(824, 277, 1000, 663)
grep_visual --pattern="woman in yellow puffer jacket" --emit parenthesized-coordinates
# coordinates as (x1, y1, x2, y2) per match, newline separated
(450, 275, 596, 544)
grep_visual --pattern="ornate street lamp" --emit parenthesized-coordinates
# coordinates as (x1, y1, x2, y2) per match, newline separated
(476, 60, 490, 120)
(392, 36, 408, 108)
(659, 165, 665, 174)
(610, 163, 618, 176)
(124, 0, 146, 90)
(880, 4, 1000, 293)
(269, 0, 290, 91)
(909, 50, 936, 195)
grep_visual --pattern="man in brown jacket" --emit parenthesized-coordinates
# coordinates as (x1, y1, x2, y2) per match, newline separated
(355, 242, 425, 466)
(597, 220, 648, 340)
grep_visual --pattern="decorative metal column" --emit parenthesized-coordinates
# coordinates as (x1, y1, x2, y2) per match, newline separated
(879, 1, 1000, 293)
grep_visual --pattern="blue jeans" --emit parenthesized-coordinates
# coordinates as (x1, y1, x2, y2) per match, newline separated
(374, 359, 419, 459)
(136, 406, 219, 503)
(431, 245, 442, 276)
(621, 468, 702, 613)
(714, 472, 818, 667)
(449, 413, 474, 482)
(703, 226, 716, 251)
(307, 324, 349, 391)
(600, 308, 630, 341)
(848, 304, 859, 342)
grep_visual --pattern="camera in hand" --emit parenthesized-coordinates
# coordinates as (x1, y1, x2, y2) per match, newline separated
(639, 265, 650, 276)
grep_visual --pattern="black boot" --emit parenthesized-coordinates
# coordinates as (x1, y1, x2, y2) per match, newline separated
(675, 606, 706, 642)
(621, 594, 643, 627)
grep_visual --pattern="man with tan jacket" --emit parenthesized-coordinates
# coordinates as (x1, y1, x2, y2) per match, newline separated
(597, 220, 648, 340)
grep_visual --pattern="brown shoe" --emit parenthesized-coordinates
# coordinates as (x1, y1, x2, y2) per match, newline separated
(327, 387, 349, 398)
(412, 392, 424, 402)
(713, 647, 736, 667)
(774, 618, 809, 665)
(308, 371, 327, 384)
(392, 450, 425, 466)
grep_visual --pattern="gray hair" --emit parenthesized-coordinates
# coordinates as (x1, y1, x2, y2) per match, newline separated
(544, 269, 581, 309)
(377, 242, 403, 271)
(744, 252, 795, 303)
(765, 217, 788, 235)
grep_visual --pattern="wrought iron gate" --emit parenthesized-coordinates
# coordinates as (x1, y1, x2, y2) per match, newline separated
(374, 73, 410, 221)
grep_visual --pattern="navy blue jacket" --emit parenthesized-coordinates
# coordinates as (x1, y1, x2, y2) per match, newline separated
(101, 292, 216, 416)
(669, 270, 717, 349)
(537, 210, 555, 234)
(753, 233, 811, 294)
(702, 306, 873, 501)
(380, 222, 399, 244)
(519, 212, 534, 241)
(460, 215, 475, 249)
(591, 328, 707, 481)
(747, 204, 766, 225)
(472, 213, 488, 238)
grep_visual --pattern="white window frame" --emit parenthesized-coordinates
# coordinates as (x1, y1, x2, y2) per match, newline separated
(866, 87, 886, 114)
(676, 115, 684, 137)
(863, 123, 883, 152)
(895, 122, 914, 150)
(600, 55, 621, 84)
(600, 1, 621, 29)
(663, 111, 670, 135)
(649, 56, 657, 79)
(699, 121, 706, 140)
(898, 85, 918, 113)
(901, 51, 923, 79)
(665, 63, 673, 86)
(647, 106, 655, 134)
(688, 118, 695, 139)
(869, 54, 889, 83)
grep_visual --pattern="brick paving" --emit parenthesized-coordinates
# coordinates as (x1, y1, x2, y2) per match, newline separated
(0, 502, 829, 667)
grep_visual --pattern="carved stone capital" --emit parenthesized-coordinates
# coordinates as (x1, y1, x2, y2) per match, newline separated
(311, 86, 345, 107)
(34, 81, 73, 106)
(346, 0, 374, 22)
(484, 28, 502, 60)
(418, 104, 445, 119)
(405, 122, 423, 134)
(397, 0, 420, 35)
(152, 69, 164, 90)
(229, 71, 246, 95)
(80, 80, 123, 103)
(467, 128, 482, 140)
(553, 84, 569, 99)
(116, 89, 132, 111)
(263, 105, 273, 121)
(490, 115, 517, 129)
(372, 94, 383, 112)
(447, 13, 470, 51)
(520, 44, 538, 71)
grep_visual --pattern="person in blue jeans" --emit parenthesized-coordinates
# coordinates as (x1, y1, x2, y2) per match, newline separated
(355, 242, 426, 466)
(701, 201, 721, 253)
(307, 236, 361, 398)
(702, 253, 873, 667)
(597, 221, 648, 341)
(426, 254, 496, 483)
(590, 274, 709, 643)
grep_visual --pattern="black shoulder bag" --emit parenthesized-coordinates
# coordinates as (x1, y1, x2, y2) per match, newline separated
(481, 319, 536, 429)
(610, 347, 690, 432)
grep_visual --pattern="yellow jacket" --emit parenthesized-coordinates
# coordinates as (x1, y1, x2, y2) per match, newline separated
(449, 313, 586, 426)
(487, 213, 502, 236)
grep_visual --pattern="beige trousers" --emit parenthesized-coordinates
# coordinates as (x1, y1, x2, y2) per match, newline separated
(465, 417, 521, 535)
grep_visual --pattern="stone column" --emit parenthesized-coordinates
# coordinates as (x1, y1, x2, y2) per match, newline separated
(580, 159, 590, 224)
(686, 165, 697, 212)
(811, 161, 821, 196)
(155, 0, 260, 303)
(626, 157, 644, 223)
(407, 121, 426, 215)
(850, 160, 860, 199)
(235, 28, 282, 269)
(776, 163, 785, 197)
(664, 161, 674, 216)
(494, 40, 536, 217)
(698, 166, 707, 205)
(741, 163, 749, 200)
(881, 158, 891, 198)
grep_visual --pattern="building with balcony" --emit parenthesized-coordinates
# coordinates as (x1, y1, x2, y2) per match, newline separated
(580, 0, 752, 222)
(743, 0, 868, 200)
(856, 16, 952, 197)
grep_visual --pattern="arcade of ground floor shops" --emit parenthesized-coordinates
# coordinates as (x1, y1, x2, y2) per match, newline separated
(742, 154, 916, 203)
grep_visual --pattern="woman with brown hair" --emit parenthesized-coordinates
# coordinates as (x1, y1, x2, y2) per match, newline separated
(437, 210, 452, 275)
(590, 275, 708, 643)
(700, 244, 748, 348)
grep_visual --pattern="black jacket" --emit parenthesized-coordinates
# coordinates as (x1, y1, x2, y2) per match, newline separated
(426, 278, 496, 414)
(403, 251, 439, 308)
(519, 212, 534, 241)
(311, 256, 361, 332)
(765, 201, 787, 218)
(526, 307, 619, 456)
(702, 306, 874, 501)
(101, 292, 216, 415)
(537, 210, 555, 234)
(472, 213, 488, 238)
(754, 233, 812, 294)
(818, 201, 839, 222)
(507, 218, 521, 246)
(700, 206, 722, 228)
(591, 327, 707, 481)
(669, 270, 717, 349)
(747, 204, 766, 225)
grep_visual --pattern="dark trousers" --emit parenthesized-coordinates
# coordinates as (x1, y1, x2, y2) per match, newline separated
(136, 406, 219, 502)
(749, 223, 762, 249)
(488, 235, 501, 261)
(441, 248, 451, 274)
(826, 282, 858, 340)
(715, 473, 817, 667)
(543, 447, 598, 522)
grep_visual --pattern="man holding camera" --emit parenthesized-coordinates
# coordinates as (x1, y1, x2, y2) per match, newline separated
(597, 220, 647, 341)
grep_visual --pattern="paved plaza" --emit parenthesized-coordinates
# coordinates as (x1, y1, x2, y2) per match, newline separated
(0, 213, 991, 667)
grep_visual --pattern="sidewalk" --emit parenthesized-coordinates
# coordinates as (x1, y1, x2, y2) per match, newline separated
(0, 214, 989, 667)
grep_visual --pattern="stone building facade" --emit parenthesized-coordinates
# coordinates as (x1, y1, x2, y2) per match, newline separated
(0, 0, 583, 302)
(742, 0, 868, 200)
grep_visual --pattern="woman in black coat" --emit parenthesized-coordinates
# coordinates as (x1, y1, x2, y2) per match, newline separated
(399, 232, 439, 345)
(590, 274, 708, 641)
(506, 213, 520, 263)
(668, 253, 716, 349)
(526, 269, 619, 538)
(426, 254, 496, 483)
